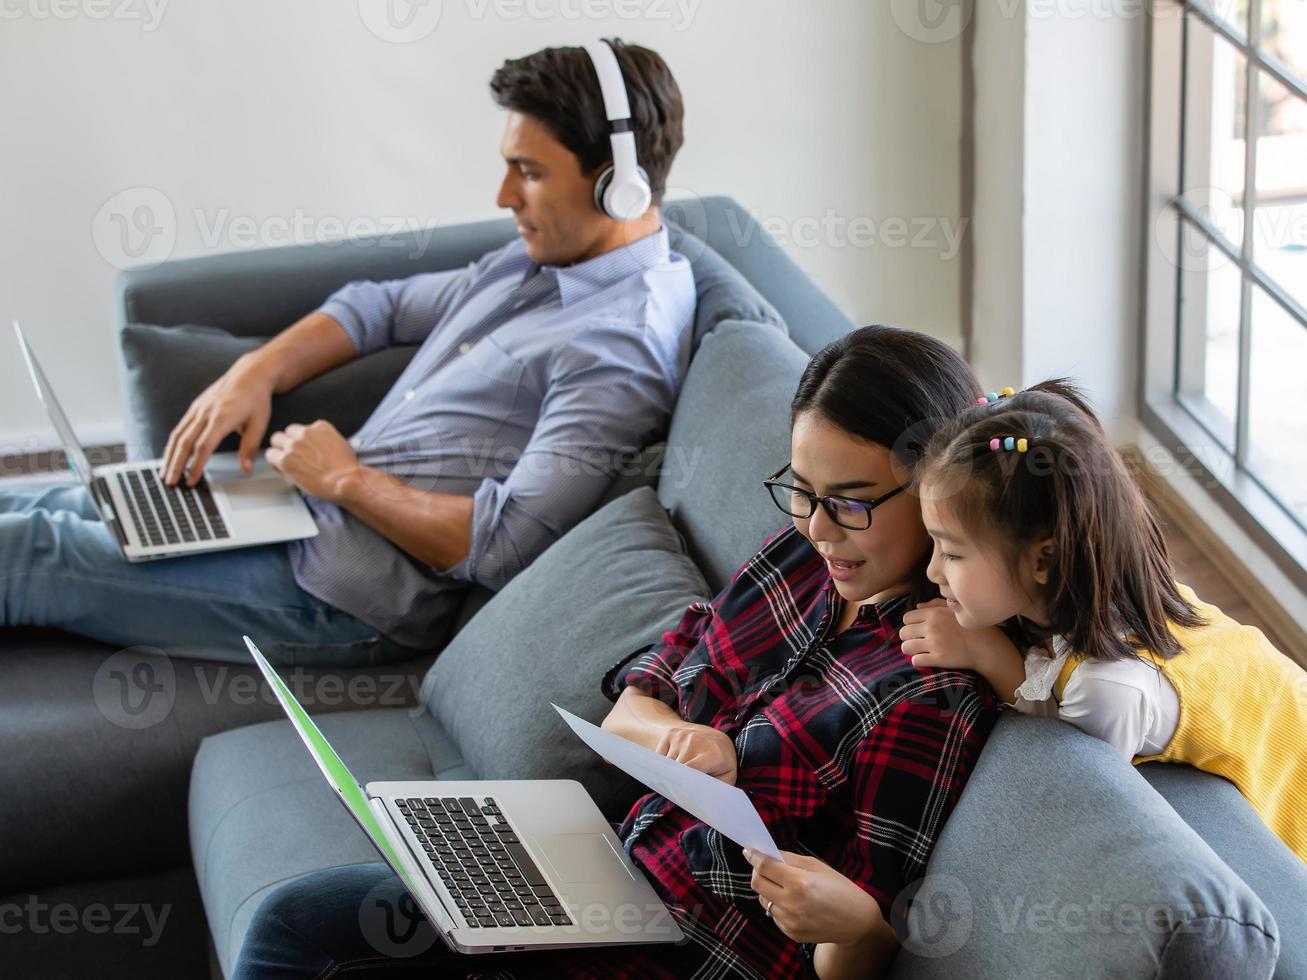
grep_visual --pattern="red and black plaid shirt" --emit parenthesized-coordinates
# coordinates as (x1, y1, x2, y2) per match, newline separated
(523, 525, 996, 980)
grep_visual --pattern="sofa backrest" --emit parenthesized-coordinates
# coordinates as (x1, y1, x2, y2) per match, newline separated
(657, 320, 810, 594)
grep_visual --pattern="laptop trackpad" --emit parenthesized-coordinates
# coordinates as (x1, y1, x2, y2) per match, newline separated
(532, 833, 634, 885)
(219, 474, 289, 510)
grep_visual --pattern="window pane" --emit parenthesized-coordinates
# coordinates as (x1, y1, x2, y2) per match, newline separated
(1176, 220, 1242, 449)
(1247, 287, 1307, 529)
(1183, 14, 1249, 248)
(1251, 70, 1307, 311)
(1260, 0, 1307, 80)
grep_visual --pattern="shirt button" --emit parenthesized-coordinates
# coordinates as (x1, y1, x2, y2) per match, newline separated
(404, 389, 415, 401)
(349, 436, 362, 449)
(458, 342, 472, 354)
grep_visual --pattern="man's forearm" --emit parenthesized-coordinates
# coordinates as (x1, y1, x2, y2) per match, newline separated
(601, 686, 686, 751)
(333, 465, 474, 572)
(244, 311, 357, 394)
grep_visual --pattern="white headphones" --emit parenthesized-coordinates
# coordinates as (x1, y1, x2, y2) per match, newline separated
(584, 40, 653, 221)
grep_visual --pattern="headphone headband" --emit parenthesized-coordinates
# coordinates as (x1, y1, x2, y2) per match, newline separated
(583, 40, 652, 221)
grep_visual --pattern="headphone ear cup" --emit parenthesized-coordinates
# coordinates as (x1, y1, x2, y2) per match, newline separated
(593, 165, 616, 217)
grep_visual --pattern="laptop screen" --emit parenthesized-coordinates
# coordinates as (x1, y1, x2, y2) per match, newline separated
(12, 321, 96, 488)
(242, 636, 407, 872)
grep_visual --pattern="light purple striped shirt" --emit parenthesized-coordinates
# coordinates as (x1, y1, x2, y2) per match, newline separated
(288, 227, 695, 649)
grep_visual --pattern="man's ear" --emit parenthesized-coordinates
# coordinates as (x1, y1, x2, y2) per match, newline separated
(1029, 537, 1056, 585)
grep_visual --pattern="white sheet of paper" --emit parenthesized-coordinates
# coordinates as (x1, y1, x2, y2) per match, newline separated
(552, 703, 783, 862)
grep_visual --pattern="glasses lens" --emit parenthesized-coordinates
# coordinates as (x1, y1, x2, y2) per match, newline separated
(828, 497, 874, 530)
(768, 483, 813, 518)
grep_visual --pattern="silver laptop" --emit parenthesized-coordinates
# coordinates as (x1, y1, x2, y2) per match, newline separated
(242, 636, 683, 954)
(13, 320, 317, 561)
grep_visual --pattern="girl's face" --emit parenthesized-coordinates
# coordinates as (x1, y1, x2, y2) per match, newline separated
(788, 410, 930, 605)
(919, 491, 1052, 629)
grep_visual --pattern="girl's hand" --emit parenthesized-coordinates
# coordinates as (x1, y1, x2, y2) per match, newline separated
(742, 848, 885, 947)
(900, 599, 1010, 671)
(655, 724, 738, 784)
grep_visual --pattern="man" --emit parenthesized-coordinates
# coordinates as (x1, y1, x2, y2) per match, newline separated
(1, 40, 695, 664)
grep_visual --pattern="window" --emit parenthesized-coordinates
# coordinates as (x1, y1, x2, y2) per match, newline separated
(1143, 0, 1307, 587)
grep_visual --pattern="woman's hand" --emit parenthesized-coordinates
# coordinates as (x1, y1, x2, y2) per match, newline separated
(655, 724, 738, 784)
(742, 848, 884, 947)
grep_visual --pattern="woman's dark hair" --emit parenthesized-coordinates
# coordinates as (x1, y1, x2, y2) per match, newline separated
(791, 325, 984, 606)
(919, 379, 1203, 661)
(489, 39, 684, 203)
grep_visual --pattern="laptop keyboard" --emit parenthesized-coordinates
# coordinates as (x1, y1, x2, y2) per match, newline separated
(116, 467, 230, 548)
(398, 795, 574, 930)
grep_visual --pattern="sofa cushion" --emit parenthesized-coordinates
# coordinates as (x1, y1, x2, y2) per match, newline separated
(190, 708, 472, 978)
(658, 319, 809, 593)
(119, 323, 417, 458)
(666, 225, 785, 351)
(885, 713, 1280, 980)
(1139, 762, 1306, 978)
(421, 486, 709, 818)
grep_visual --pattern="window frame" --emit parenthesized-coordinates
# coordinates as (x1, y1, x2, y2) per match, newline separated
(1141, 0, 1307, 592)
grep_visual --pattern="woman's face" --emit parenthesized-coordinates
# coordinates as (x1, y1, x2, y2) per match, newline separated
(788, 410, 931, 604)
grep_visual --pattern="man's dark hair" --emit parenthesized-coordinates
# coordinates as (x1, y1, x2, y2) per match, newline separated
(489, 39, 684, 206)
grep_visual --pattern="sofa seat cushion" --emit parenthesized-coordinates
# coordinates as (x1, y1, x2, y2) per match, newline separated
(189, 708, 472, 977)
(0, 630, 431, 894)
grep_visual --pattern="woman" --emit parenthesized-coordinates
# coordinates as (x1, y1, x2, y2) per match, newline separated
(234, 326, 999, 980)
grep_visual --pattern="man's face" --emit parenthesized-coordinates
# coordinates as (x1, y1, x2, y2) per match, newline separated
(496, 111, 612, 267)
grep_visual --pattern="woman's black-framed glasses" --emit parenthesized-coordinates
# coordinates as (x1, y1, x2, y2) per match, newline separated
(762, 463, 907, 531)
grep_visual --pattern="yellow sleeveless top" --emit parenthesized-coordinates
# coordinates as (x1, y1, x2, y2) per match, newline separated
(1054, 583, 1307, 863)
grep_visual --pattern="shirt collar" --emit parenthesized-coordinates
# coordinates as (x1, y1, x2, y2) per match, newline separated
(822, 577, 913, 633)
(525, 225, 670, 308)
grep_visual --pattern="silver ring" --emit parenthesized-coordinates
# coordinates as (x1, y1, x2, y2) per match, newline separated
(764, 899, 774, 918)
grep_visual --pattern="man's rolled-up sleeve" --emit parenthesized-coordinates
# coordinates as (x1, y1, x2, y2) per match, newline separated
(318, 251, 497, 355)
(444, 329, 678, 592)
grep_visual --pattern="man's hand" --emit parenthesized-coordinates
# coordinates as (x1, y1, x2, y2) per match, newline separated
(265, 421, 363, 504)
(655, 724, 739, 784)
(162, 356, 276, 486)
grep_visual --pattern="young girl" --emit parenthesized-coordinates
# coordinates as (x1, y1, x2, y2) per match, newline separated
(901, 379, 1307, 864)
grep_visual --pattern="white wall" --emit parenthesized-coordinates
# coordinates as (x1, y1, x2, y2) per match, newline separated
(968, 2, 1147, 439)
(0, 0, 965, 453)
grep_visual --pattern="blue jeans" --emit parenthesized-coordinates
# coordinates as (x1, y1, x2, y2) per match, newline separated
(234, 863, 640, 980)
(0, 482, 404, 666)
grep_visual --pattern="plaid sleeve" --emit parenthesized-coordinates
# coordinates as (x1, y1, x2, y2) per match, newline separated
(600, 600, 714, 706)
(834, 679, 995, 917)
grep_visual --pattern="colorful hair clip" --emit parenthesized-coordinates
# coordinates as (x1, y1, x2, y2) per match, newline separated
(976, 386, 1018, 405)
(990, 436, 1029, 453)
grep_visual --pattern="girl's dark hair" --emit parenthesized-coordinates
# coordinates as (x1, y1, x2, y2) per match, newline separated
(919, 379, 1203, 661)
(792, 325, 984, 606)
(489, 39, 684, 204)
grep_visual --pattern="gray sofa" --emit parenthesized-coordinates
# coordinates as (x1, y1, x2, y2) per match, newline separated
(3, 197, 1303, 979)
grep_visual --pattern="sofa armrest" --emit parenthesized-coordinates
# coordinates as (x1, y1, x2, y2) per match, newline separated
(114, 216, 516, 337)
(886, 713, 1279, 980)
